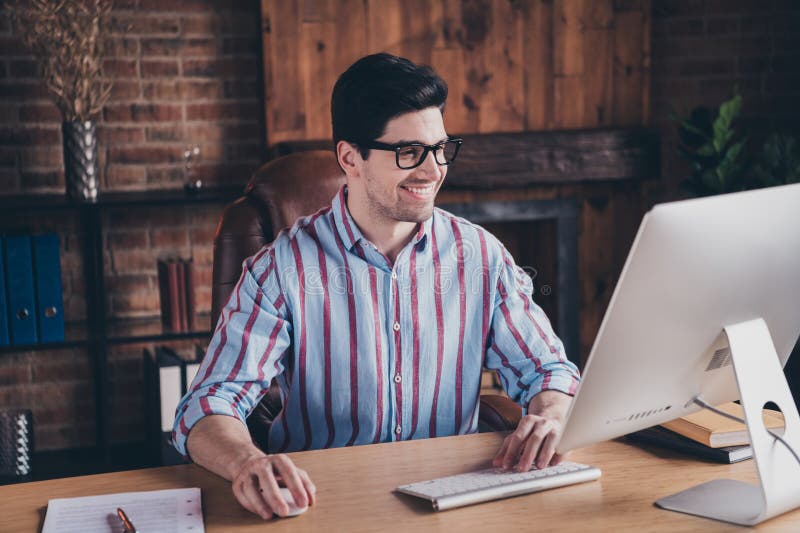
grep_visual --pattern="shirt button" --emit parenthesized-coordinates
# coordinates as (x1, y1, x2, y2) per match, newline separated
(395, 425, 402, 435)
(393, 322, 400, 331)
(394, 373, 401, 383)
(391, 271, 397, 280)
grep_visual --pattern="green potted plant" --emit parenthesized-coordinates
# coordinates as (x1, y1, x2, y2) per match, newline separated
(672, 93, 799, 197)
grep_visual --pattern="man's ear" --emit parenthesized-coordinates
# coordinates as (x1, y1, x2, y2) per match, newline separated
(336, 140, 361, 178)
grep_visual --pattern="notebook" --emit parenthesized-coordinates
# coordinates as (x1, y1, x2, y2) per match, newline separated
(42, 487, 203, 533)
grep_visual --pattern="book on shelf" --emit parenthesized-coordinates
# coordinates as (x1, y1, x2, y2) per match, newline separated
(32, 233, 65, 344)
(156, 257, 196, 333)
(176, 259, 187, 332)
(185, 258, 196, 331)
(157, 259, 181, 332)
(626, 425, 753, 464)
(167, 260, 181, 332)
(1, 233, 66, 346)
(0, 237, 9, 346)
(157, 259, 170, 329)
(4, 235, 38, 345)
(660, 402, 785, 448)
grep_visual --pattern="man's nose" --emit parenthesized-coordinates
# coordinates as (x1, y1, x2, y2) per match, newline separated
(418, 148, 443, 179)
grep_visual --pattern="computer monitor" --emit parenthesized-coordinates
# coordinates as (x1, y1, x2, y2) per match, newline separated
(556, 182, 800, 525)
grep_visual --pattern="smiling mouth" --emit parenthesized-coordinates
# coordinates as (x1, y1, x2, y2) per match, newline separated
(400, 183, 437, 196)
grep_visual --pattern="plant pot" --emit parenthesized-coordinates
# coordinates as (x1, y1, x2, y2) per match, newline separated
(62, 120, 99, 201)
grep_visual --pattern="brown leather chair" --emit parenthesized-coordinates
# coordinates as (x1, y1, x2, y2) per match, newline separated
(211, 150, 521, 451)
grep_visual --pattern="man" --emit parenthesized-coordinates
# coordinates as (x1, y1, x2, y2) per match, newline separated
(173, 53, 581, 520)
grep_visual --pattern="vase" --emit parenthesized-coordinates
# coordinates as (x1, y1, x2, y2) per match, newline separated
(62, 120, 99, 201)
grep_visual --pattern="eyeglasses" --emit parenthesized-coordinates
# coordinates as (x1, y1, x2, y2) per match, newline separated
(359, 138, 463, 170)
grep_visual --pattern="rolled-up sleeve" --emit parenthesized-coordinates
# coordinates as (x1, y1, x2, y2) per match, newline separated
(172, 246, 292, 458)
(484, 247, 580, 409)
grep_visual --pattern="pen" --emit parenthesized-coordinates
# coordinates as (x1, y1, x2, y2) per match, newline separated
(116, 507, 138, 533)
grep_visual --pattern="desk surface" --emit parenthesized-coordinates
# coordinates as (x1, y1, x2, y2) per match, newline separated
(2, 432, 799, 532)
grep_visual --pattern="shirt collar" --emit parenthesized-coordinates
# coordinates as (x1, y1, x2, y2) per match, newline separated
(331, 185, 365, 252)
(413, 210, 433, 249)
(331, 185, 434, 252)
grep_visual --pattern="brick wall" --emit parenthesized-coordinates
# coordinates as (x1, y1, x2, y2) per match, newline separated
(649, 0, 800, 201)
(0, 0, 264, 450)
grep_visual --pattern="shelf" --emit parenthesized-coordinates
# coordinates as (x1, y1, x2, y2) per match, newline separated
(95, 186, 244, 208)
(0, 321, 89, 355)
(0, 185, 244, 212)
(0, 314, 216, 355)
(0, 193, 80, 212)
(0, 185, 241, 466)
(105, 313, 214, 345)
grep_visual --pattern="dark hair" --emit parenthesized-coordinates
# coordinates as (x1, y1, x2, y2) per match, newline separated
(331, 53, 448, 159)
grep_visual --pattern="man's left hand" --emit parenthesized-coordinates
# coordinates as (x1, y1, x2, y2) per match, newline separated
(492, 390, 572, 472)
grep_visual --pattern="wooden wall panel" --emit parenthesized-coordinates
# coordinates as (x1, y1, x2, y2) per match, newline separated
(553, 0, 584, 78)
(554, 75, 585, 128)
(300, 20, 336, 140)
(398, 0, 440, 64)
(583, 28, 614, 126)
(480, 0, 525, 132)
(366, 0, 405, 56)
(331, 0, 368, 105)
(612, 0, 651, 126)
(260, 0, 651, 141)
(263, 1, 304, 139)
(523, 0, 554, 130)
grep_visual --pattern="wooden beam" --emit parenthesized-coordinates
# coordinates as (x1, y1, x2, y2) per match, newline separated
(271, 128, 659, 188)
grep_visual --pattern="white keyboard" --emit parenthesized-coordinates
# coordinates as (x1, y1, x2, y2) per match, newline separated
(395, 461, 601, 511)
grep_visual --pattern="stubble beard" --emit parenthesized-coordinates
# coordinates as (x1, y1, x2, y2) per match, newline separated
(364, 176, 436, 224)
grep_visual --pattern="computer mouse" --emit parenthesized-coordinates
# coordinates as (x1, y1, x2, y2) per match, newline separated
(276, 487, 308, 517)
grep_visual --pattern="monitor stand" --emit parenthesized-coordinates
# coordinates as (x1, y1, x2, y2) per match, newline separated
(655, 318, 800, 526)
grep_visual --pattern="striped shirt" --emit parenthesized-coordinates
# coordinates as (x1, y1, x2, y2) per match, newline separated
(173, 186, 580, 456)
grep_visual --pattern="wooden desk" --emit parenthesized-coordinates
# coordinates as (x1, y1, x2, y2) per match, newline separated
(2, 432, 799, 532)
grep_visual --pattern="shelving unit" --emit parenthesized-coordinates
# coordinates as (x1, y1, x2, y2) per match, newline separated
(0, 186, 243, 473)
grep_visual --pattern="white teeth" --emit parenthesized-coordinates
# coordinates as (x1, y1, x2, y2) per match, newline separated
(403, 185, 434, 195)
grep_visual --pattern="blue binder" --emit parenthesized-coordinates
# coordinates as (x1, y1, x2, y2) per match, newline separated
(33, 233, 65, 343)
(4, 235, 38, 345)
(0, 237, 9, 346)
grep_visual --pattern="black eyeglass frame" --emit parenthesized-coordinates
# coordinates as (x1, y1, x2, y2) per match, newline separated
(358, 137, 464, 170)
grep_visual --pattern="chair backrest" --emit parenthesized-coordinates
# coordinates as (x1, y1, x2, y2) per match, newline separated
(211, 150, 346, 324)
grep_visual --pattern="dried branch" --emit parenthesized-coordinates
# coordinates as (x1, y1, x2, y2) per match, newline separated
(7, 0, 115, 122)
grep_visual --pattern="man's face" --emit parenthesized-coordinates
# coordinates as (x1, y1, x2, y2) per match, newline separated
(354, 107, 449, 224)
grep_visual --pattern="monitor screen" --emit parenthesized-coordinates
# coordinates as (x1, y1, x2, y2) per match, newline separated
(558, 183, 800, 453)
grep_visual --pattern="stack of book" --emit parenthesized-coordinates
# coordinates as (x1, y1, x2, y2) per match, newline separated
(627, 402, 785, 463)
(156, 257, 196, 333)
(0, 233, 65, 346)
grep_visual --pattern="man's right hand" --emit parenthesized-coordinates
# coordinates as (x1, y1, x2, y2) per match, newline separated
(184, 415, 317, 520)
(232, 453, 316, 519)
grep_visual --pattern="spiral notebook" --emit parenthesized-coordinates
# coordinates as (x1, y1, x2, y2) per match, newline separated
(42, 487, 204, 532)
